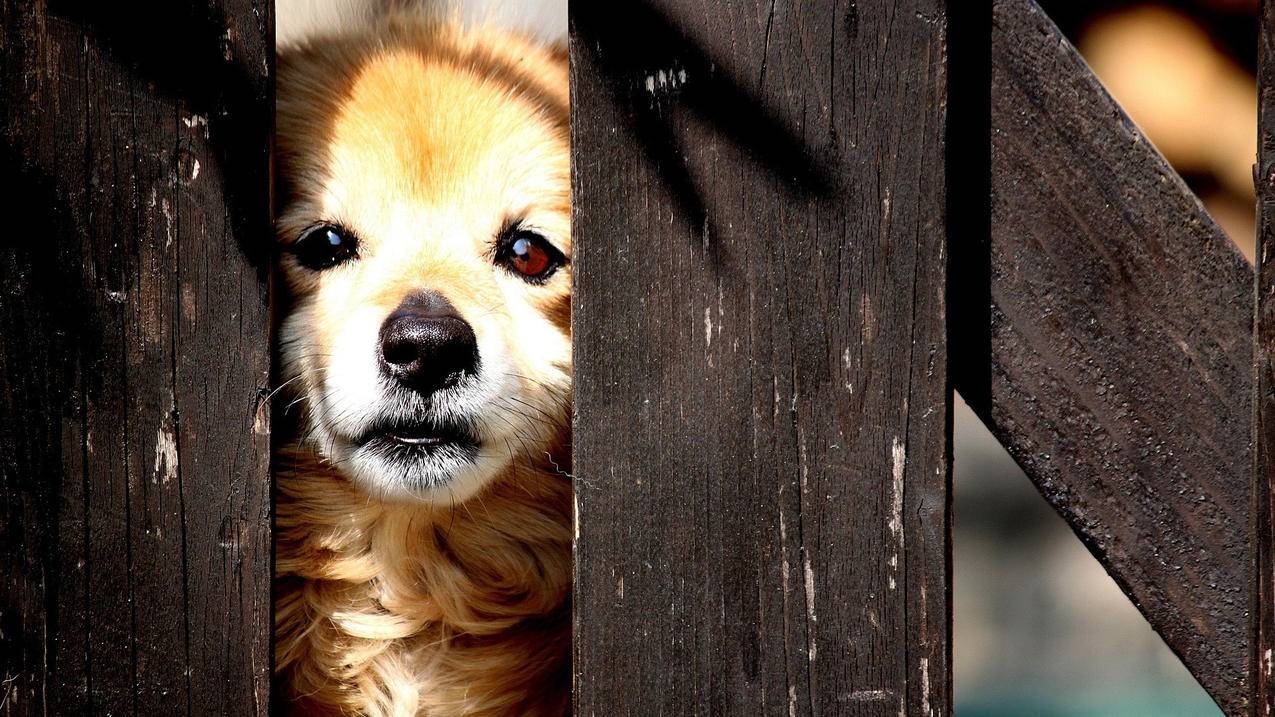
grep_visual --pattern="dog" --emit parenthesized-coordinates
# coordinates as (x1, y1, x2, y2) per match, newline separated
(271, 3, 572, 714)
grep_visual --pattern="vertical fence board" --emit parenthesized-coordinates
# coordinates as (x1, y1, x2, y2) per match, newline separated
(1257, 3, 1275, 713)
(571, 1, 949, 715)
(0, 2, 273, 714)
(949, 1, 1253, 712)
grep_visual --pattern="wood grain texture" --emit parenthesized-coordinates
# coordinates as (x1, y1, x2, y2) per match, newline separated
(950, 1, 1253, 713)
(0, 1, 273, 714)
(571, 1, 949, 715)
(1257, 2, 1275, 714)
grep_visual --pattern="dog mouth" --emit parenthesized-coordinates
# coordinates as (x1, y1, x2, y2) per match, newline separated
(356, 418, 480, 455)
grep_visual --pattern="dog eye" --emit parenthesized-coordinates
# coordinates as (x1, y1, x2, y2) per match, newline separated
(497, 230, 564, 283)
(292, 225, 358, 270)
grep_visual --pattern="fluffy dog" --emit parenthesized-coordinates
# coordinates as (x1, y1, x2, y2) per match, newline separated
(272, 5, 572, 715)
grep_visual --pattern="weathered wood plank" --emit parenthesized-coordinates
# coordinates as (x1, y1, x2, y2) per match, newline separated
(950, 0, 1253, 713)
(571, 1, 949, 715)
(1256, 2, 1275, 713)
(0, 2, 273, 713)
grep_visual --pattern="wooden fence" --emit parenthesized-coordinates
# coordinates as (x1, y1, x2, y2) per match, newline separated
(0, 1, 273, 714)
(572, 0, 950, 713)
(1, 0, 1273, 715)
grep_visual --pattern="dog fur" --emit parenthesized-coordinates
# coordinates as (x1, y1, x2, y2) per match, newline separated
(272, 9, 571, 715)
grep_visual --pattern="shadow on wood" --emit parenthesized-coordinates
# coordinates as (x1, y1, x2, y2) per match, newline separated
(572, 0, 836, 236)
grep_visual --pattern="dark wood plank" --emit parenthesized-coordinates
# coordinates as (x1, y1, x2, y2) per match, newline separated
(950, 0, 1253, 713)
(1256, 2, 1275, 713)
(571, 1, 949, 715)
(0, 2, 273, 713)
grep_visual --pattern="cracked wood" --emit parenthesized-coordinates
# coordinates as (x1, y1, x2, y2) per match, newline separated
(1256, 1, 1275, 713)
(571, 0, 950, 714)
(0, 2, 273, 714)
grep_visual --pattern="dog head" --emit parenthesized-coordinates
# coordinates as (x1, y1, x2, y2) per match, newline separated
(275, 18, 570, 503)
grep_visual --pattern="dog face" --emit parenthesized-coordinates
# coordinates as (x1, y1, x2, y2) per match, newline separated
(275, 23, 570, 503)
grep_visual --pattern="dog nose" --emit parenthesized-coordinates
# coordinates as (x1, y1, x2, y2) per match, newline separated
(378, 292, 479, 394)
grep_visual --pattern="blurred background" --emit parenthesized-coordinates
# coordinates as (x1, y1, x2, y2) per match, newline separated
(955, 3, 1256, 715)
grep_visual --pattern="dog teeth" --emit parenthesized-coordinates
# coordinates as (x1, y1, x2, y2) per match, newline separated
(390, 433, 445, 446)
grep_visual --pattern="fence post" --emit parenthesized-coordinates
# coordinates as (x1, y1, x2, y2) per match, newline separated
(1257, 3, 1275, 714)
(0, 2, 273, 713)
(570, 1, 950, 714)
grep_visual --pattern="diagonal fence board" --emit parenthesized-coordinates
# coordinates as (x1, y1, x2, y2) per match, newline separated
(950, 0, 1254, 713)
(0, 2, 273, 714)
(1256, 2, 1275, 713)
(571, 1, 950, 714)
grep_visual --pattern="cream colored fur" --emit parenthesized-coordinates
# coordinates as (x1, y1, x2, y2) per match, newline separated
(273, 7, 572, 715)
(276, 0, 566, 48)
(274, 445, 571, 716)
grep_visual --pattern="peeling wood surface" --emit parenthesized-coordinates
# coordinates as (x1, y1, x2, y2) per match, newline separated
(571, 1, 950, 714)
(0, 2, 273, 713)
(1256, 2, 1275, 713)
(950, 1, 1253, 713)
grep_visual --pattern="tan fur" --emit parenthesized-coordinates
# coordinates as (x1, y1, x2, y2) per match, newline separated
(274, 445, 571, 716)
(273, 13, 572, 716)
